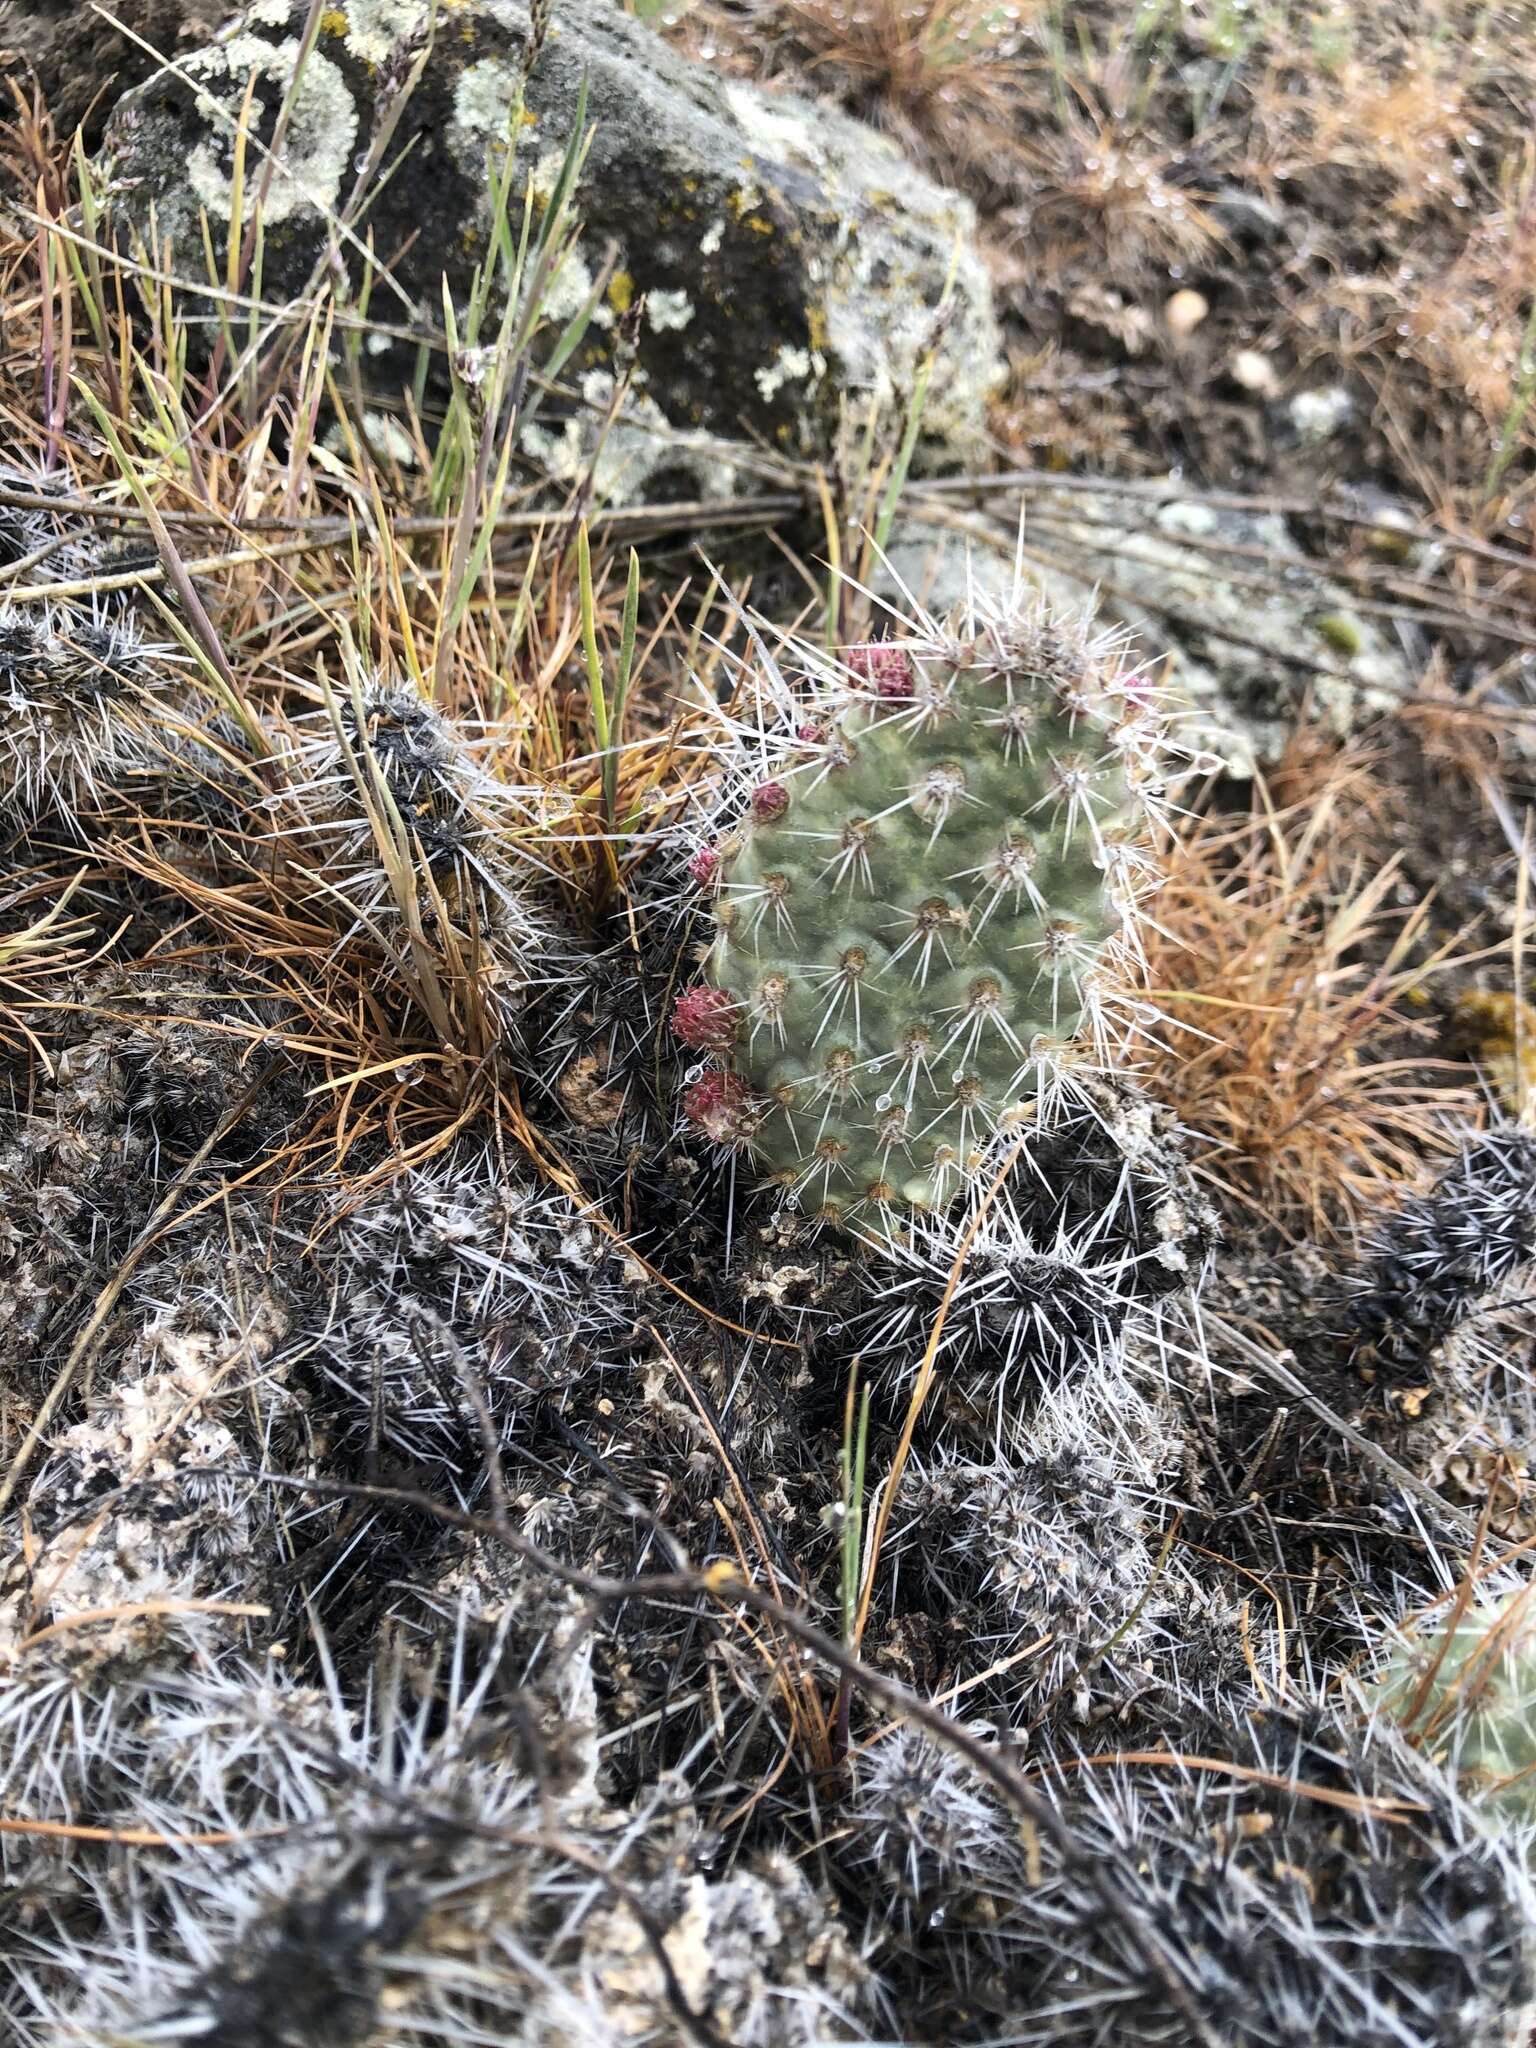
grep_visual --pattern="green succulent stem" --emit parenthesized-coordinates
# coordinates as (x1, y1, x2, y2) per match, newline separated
(694, 612, 1157, 1227)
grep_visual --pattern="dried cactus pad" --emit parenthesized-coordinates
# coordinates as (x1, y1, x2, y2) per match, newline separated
(682, 606, 1167, 1223)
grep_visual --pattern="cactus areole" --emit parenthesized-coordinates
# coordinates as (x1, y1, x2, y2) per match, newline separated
(680, 606, 1165, 1226)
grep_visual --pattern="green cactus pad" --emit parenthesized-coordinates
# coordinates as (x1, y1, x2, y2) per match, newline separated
(697, 614, 1161, 1224)
(1375, 1589, 1536, 1825)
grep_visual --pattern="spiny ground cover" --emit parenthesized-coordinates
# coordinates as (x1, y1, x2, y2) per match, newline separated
(2, 8, 1536, 2044)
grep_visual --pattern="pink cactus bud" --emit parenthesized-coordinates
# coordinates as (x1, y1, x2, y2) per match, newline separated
(670, 986, 740, 1051)
(683, 1070, 757, 1144)
(751, 780, 790, 823)
(795, 721, 827, 744)
(845, 643, 915, 698)
(688, 845, 721, 888)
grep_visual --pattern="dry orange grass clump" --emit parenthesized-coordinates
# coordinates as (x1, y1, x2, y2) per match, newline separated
(1141, 743, 1476, 1245)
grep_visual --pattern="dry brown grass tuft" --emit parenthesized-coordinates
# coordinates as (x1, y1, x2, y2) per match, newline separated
(743, 0, 1025, 184)
(769, 0, 1014, 102)
(1141, 743, 1477, 1244)
(715, 0, 1536, 528)
(0, 108, 747, 1213)
(1013, 110, 1219, 282)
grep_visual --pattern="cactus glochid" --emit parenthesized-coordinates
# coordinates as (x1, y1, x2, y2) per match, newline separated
(677, 601, 1168, 1225)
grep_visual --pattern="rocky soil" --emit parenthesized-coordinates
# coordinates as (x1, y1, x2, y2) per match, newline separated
(1, 3, 1535, 2045)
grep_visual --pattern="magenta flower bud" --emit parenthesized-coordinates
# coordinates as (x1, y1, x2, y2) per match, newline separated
(670, 985, 740, 1050)
(683, 1070, 757, 1143)
(751, 780, 790, 823)
(688, 845, 721, 887)
(845, 643, 915, 698)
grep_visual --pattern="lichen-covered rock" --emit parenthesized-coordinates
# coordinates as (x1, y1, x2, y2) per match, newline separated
(0, 0, 227, 149)
(880, 490, 1412, 774)
(102, 0, 1003, 496)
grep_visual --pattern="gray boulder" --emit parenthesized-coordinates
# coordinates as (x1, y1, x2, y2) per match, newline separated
(102, 0, 1003, 498)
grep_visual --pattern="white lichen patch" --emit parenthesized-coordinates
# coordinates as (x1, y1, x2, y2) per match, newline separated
(1289, 385, 1355, 444)
(522, 381, 739, 509)
(535, 243, 599, 328)
(645, 288, 694, 333)
(523, 144, 577, 208)
(724, 79, 822, 167)
(449, 57, 525, 167)
(361, 411, 421, 467)
(342, 0, 432, 64)
(186, 36, 357, 227)
(699, 218, 725, 257)
(754, 342, 813, 402)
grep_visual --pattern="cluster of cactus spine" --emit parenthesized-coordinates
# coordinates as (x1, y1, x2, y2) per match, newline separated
(1347, 1124, 1536, 1376)
(0, 601, 178, 829)
(843, 1703, 1536, 2048)
(674, 599, 1166, 1227)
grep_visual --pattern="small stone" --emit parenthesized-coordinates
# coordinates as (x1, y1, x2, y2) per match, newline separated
(1165, 288, 1210, 342)
(1229, 349, 1281, 398)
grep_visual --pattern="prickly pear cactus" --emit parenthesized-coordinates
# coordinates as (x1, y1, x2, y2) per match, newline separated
(676, 602, 1167, 1226)
(1375, 1587, 1536, 1826)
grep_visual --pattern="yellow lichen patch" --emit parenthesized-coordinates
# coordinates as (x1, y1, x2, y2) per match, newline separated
(722, 178, 775, 233)
(806, 304, 829, 353)
(1314, 612, 1366, 659)
(319, 7, 349, 35)
(1448, 990, 1536, 1118)
(607, 270, 635, 316)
